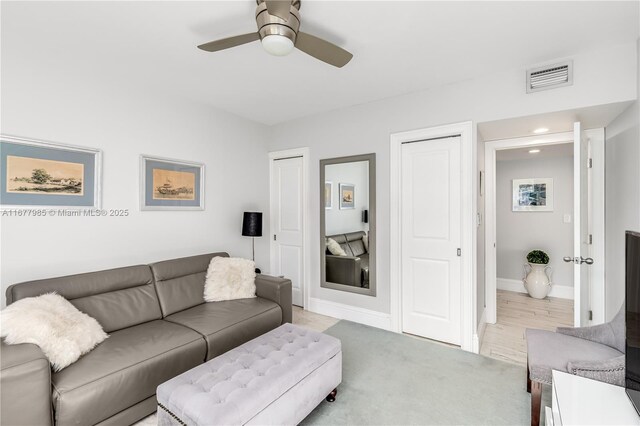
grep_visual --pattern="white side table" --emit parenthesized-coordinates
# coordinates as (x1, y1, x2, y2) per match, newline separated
(549, 370, 640, 425)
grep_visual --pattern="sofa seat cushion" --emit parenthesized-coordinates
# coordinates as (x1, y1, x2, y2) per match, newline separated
(525, 328, 623, 385)
(52, 320, 206, 426)
(165, 298, 282, 361)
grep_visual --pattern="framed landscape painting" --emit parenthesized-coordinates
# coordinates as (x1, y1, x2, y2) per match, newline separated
(140, 155, 204, 211)
(0, 135, 102, 209)
(512, 178, 554, 212)
(339, 183, 355, 210)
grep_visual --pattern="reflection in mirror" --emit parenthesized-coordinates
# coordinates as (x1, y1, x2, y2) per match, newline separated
(320, 154, 376, 296)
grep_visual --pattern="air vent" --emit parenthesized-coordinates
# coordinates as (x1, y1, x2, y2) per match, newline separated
(526, 61, 573, 93)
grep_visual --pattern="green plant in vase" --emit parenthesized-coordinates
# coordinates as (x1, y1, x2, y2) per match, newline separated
(526, 250, 549, 265)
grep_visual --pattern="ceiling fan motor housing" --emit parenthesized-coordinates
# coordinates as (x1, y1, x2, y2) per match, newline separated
(255, 1, 300, 45)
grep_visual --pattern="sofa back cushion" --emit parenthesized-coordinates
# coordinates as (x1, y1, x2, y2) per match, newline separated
(5, 265, 160, 333)
(349, 239, 366, 257)
(151, 252, 229, 317)
(326, 234, 354, 257)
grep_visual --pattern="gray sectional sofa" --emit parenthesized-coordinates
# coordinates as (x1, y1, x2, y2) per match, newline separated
(326, 231, 369, 287)
(0, 252, 292, 426)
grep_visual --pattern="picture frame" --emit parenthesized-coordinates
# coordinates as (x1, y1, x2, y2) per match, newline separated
(339, 183, 355, 210)
(140, 155, 205, 211)
(325, 181, 333, 209)
(512, 178, 554, 212)
(0, 134, 102, 209)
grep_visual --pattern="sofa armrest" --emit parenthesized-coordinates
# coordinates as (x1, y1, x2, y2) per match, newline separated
(567, 355, 625, 387)
(255, 274, 292, 324)
(1, 341, 53, 426)
(326, 255, 361, 287)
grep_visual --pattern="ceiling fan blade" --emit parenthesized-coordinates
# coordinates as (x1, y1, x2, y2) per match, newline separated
(197, 32, 260, 52)
(265, 0, 291, 20)
(295, 32, 353, 68)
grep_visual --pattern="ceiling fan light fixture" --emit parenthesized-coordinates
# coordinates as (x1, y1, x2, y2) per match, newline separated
(261, 34, 294, 56)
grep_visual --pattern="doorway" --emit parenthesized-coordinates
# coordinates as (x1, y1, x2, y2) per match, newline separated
(269, 148, 310, 308)
(481, 126, 605, 364)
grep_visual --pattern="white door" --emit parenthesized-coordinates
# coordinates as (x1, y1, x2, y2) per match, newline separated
(271, 156, 304, 307)
(401, 136, 462, 344)
(570, 122, 593, 326)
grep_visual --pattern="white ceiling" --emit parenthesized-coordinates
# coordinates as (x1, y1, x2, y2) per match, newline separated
(2, 1, 638, 125)
(478, 101, 634, 141)
(497, 143, 573, 162)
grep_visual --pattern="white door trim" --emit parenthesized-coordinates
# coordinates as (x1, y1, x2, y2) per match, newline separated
(390, 121, 474, 352)
(268, 147, 310, 309)
(483, 131, 574, 325)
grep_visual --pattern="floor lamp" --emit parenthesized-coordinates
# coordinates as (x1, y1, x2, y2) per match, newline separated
(242, 211, 262, 272)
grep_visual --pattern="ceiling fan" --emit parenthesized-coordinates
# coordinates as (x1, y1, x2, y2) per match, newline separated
(197, 0, 353, 68)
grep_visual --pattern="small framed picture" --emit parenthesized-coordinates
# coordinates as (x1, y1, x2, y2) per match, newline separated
(325, 181, 333, 209)
(339, 183, 355, 210)
(512, 178, 553, 212)
(140, 155, 204, 211)
(1, 135, 102, 209)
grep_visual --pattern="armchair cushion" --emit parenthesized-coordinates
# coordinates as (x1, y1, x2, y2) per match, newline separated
(526, 328, 622, 385)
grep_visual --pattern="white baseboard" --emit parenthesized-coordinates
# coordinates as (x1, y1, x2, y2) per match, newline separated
(497, 278, 574, 300)
(307, 297, 392, 331)
(472, 308, 487, 354)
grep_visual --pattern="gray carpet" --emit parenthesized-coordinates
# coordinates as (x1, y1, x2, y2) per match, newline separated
(302, 320, 550, 425)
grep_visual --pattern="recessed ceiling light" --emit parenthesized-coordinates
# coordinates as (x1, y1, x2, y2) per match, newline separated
(529, 149, 541, 154)
(533, 127, 549, 134)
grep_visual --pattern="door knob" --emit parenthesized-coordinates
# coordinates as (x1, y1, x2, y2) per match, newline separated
(563, 256, 594, 265)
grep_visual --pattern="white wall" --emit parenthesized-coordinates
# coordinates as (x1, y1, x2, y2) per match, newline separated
(605, 40, 640, 320)
(325, 161, 369, 236)
(496, 156, 574, 290)
(268, 42, 637, 321)
(0, 72, 270, 307)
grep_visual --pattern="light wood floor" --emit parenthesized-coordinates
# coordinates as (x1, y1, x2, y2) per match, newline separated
(480, 290, 574, 366)
(293, 305, 339, 332)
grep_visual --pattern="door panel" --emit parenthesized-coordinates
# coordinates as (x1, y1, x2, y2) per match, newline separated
(271, 157, 304, 306)
(573, 122, 591, 326)
(401, 137, 461, 344)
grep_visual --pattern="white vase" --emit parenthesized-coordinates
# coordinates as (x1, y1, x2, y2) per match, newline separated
(523, 263, 552, 299)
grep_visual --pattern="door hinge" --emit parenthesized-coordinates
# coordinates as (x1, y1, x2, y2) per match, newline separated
(588, 158, 593, 169)
(457, 248, 461, 257)
(273, 234, 277, 241)
(588, 234, 593, 245)
(588, 310, 593, 321)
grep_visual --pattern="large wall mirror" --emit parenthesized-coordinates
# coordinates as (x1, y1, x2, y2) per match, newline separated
(320, 153, 376, 296)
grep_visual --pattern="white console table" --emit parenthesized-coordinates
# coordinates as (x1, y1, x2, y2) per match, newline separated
(548, 370, 640, 425)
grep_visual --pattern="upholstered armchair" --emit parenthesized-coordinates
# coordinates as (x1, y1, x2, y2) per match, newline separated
(525, 306, 625, 426)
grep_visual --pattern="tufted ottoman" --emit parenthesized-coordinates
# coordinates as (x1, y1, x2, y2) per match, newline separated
(156, 323, 342, 425)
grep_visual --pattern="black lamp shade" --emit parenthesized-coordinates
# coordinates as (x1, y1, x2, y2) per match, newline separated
(242, 212, 263, 237)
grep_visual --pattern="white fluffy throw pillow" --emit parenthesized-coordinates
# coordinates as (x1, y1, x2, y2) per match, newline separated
(326, 238, 347, 256)
(204, 257, 257, 302)
(0, 293, 108, 371)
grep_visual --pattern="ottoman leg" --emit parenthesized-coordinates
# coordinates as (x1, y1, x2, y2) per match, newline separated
(530, 380, 542, 426)
(326, 388, 338, 402)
